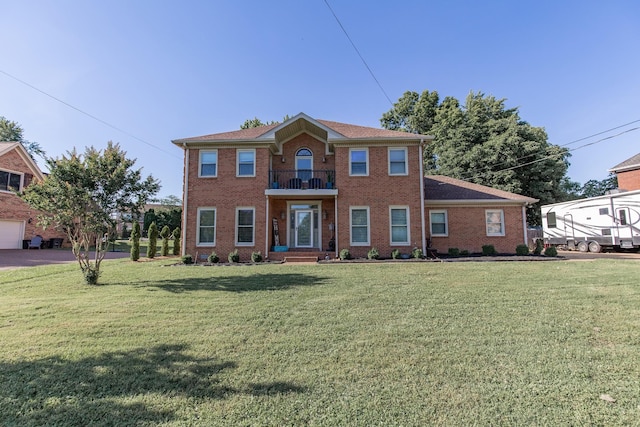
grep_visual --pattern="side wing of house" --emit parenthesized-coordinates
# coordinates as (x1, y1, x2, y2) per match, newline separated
(424, 175, 538, 254)
(609, 152, 640, 191)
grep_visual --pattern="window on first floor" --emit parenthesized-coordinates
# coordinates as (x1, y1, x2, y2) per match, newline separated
(390, 206, 410, 244)
(350, 206, 370, 245)
(197, 208, 216, 246)
(429, 210, 448, 237)
(0, 170, 22, 192)
(236, 207, 255, 245)
(486, 209, 505, 236)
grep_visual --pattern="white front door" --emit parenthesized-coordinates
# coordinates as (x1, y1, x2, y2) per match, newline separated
(295, 210, 313, 248)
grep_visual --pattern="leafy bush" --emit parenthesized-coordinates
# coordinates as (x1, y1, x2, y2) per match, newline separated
(130, 221, 141, 261)
(147, 222, 158, 259)
(544, 246, 558, 257)
(367, 247, 380, 260)
(533, 238, 544, 255)
(172, 227, 181, 256)
(181, 254, 193, 265)
(251, 251, 263, 263)
(411, 247, 423, 259)
(516, 244, 530, 256)
(391, 248, 401, 259)
(460, 249, 470, 256)
(482, 244, 497, 256)
(339, 248, 351, 260)
(448, 247, 460, 257)
(207, 252, 219, 263)
(228, 249, 240, 263)
(82, 266, 101, 285)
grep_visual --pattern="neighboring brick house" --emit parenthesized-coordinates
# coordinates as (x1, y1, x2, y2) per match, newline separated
(173, 113, 537, 261)
(609, 152, 640, 191)
(0, 142, 65, 249)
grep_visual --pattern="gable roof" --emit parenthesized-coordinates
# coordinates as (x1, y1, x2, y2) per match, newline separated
(0, 142, 45, 180)
(424, 175, 538, 205)
(609, 152, 640, 173)
(172, 112, 432, 146)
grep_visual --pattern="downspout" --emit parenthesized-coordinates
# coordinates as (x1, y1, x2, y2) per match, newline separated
(181, 144, 189, 256)
(419, 139, 427, 255)
(265, 195, 270, 259)
(334, 194, 338, 259)
(522, 205, 528, 246)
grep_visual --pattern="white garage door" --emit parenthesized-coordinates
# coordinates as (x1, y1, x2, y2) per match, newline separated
(0, 220, 24, 249)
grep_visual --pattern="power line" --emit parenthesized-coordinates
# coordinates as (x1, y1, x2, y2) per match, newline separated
(0, 68, 180, 159)
(323, 0, 395, 107)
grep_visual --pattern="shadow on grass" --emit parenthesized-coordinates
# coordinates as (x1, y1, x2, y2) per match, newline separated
(0, 344, 306, 426)
(134, 272, 330, 293)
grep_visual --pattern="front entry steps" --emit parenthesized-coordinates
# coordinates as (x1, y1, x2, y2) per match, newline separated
(283, 255, 319, 263)
(269, 250, 327, 263)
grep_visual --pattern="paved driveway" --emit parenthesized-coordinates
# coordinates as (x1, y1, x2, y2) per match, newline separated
(0, 249, 130, 270)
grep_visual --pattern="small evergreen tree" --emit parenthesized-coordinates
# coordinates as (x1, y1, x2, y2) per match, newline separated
(147, 222, 158, 258)
(160, 225, 171, 256)
(130, 221, 141, 261)
(172, 227, 181, 255)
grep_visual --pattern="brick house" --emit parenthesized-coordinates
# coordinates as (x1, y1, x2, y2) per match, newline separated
(0, 142, 65, 249)
(609, 152, 640, 191)
(173, 113, 537, 261)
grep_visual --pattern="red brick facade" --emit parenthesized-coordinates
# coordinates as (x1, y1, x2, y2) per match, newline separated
(616, 169, 640, 191)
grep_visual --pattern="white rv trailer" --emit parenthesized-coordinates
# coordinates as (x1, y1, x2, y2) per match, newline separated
(541, 189, 640, 252)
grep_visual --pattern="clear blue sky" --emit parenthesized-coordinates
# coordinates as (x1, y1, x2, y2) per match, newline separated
(2, 1, 639, 199)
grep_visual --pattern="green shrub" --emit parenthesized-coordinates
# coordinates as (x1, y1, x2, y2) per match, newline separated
(207, 252, 219, 263)
(544, 246, 558, 257)
(228, 249, 240, 263)
(516, 244, 530, 256)
(367, 247, 380, 260)
(339, 248, 351, 260)
(391, 248, 401, 259)
(147, 222, 158, 259)
(130, 221, 141, 261)
(160, 225, 171, 257)
(533, 238, 544, 255)
(482, 244, 497, 256)
(460, 249, 470, 256)
(82, 266, 101, 285)
(411, 247, 423, 259)
(251, 251, 263, 263)
(172, 227, 181, 256)
(181, 254, 193, 265)
(448, 247, 460, 257)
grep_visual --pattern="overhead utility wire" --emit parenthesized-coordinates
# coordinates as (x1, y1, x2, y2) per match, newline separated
(323, 0, 395, 107)
(0, 69, 180, 159)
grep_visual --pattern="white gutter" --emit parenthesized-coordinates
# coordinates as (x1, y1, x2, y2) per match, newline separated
(419, 139, 427, 254)
(181, 145, 189, 256)
(265, 196, 270, 258)
(334, 194, 338, 258)
(522, 205, 528, 246)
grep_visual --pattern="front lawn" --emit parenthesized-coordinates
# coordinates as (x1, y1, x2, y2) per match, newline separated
(1, 259, 638, 426)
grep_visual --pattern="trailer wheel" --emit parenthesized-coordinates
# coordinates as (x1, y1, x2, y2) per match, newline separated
(577, 241, 589, 252)
(588, 241, 601, 253)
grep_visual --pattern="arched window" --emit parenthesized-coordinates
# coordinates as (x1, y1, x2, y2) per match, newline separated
(296, 148, 313, 181)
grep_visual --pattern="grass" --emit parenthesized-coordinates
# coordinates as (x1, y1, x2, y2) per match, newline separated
(1, 259, 639, 426)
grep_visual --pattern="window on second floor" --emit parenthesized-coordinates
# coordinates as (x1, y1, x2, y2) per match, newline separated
(199, 150, 217, 177)
(296, 148, 313, 181)
(349, 148, 368, 176)
(237, 149, 255, 177)
(0, 170, 22, 192)
(388, 148, 408, 175)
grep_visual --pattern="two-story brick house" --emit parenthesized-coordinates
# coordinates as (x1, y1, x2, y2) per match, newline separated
(173, 113, 537, 261)
(609, 152, 640, 191)
(0, 142, 65, 249)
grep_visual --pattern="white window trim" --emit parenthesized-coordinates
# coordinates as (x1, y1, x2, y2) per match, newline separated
(485, 209, 505, 237)
(236, 207, 255, 246)
(196, 207, 216, 247)
(349, 148, 369, 176)
(388, 147, 408, 176)
(350, 206, 370, 246)
(429, 210, 448, 237)
(389, 206, 410, 245)
(198, 149, 218, 178)
(236, 149, 256, 177)
(0, 169, 24, 193)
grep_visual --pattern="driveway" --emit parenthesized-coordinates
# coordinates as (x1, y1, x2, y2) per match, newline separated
(558, 250, 640, 261)
(0, 249, 130, 270)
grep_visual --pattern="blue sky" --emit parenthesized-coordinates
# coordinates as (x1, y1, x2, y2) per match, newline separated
(1, 1, 639, 199)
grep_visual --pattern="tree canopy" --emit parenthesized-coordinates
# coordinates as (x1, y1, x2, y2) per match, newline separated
(21, 142, 160, 284)
(0, 116, 46, 160)
(381, 90, 572, 224)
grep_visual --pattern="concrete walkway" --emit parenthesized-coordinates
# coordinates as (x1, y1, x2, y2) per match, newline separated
(0, 249, 130, 270)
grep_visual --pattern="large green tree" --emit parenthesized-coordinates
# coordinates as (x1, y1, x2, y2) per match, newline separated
(21, 142, 159, 284)
(0, 116, 46, 160)
(382, 90, 572, 224)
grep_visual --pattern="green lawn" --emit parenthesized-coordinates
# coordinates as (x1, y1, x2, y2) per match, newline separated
(1, 259, 639, 426)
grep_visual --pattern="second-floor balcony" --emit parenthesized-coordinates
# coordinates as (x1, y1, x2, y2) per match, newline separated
(268, 169, 336, 191)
